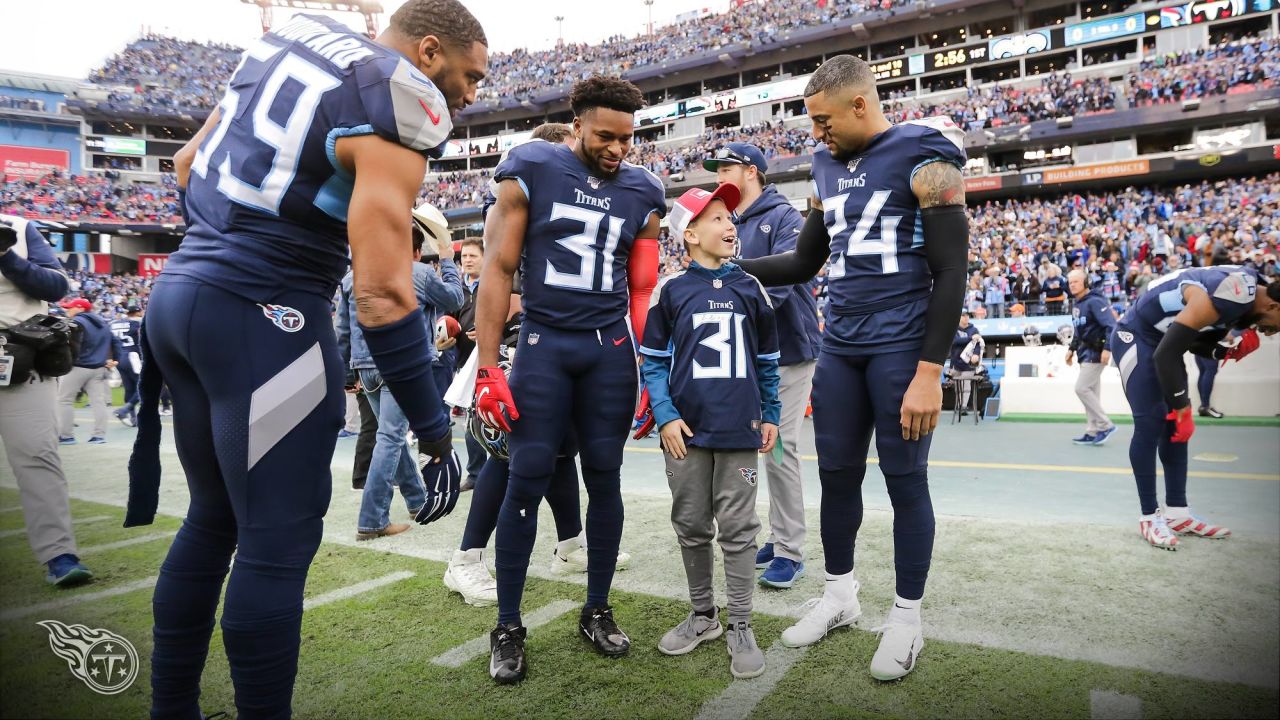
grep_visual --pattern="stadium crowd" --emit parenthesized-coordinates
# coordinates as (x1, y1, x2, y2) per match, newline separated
(1128, 36, 1278, 106)
(0, 171, 183, 224)
(84, 34, 243, 113)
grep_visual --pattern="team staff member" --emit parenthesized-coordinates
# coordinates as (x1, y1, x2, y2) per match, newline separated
(705, 141, 820, 589)
(1065, 269, 1116, 445)
(56, 297, 120, 445)
(0, 215, 92, 586)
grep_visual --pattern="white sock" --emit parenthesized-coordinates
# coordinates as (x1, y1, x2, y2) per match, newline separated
(1164, 506, 1190, 519)
(888, 595, 921, 625)
(824, 570, 856, 602)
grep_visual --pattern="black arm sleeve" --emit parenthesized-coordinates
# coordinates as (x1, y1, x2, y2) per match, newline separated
(1153, 321, 1198, 409)
(920, 205, 969, 366)
(735, 208, 830, 287)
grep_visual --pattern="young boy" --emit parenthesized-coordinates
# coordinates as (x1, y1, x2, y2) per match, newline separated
(640, 184, 781, 679)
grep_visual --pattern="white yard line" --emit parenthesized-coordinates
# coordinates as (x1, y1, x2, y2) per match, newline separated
(0, 515, 113, 540)
(1090, 690, 1143, 719)
(694, 641, 809, 720)
(0, 577, 158, 622)
(303, 571, 416, 610)
(430, 599, 579, 668)
(80, 532, 176, 554)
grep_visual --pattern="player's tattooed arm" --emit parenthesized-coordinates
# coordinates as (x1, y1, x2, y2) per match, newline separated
(476, 180, 529, 367)
(911, 160, 966, 208)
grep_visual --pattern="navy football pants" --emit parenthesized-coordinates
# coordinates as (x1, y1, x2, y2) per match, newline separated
(460, 453, 583, 552)
(144, 277, 342, 720)
(811, 348, 935, 601)
(495, 317, 636, 625)
(1113, 325, 1188, 515)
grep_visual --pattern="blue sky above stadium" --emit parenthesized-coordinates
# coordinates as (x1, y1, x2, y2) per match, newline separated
(0, 0, 714, 78)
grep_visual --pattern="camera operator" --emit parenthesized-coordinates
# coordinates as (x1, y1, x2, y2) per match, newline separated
(0, 214, 93, 586)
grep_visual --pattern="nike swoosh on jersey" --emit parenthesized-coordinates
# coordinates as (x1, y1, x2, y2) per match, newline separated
(418, 98, 442, 125)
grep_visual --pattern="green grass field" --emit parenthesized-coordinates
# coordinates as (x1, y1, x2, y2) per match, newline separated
(1, 488, 1276, 719)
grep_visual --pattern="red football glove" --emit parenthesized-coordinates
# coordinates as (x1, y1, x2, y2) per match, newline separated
(474, 366, 519, 432)
(1221, 328, 1260, 367)
(632, 387, 655, 439)
(1165, 405, 1195, 443)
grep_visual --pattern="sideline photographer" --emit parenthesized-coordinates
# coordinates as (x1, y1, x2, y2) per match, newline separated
(0, 214, 92, 586)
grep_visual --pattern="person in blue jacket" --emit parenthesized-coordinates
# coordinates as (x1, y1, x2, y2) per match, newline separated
(1065, 268, 1117, 445)
(706, 141, 821, 589)
(56, 297, 121, 445)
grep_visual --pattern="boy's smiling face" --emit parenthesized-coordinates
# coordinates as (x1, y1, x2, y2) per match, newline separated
(685, 199, 738, 263)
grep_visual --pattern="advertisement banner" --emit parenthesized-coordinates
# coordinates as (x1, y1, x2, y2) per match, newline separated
(137, 253, 169, 278)
(0, 144, 69, 180)
(1148, 0, 1271, 28)
(1042, 159, 1150, 184)
(58, 252, 113, 274)
(988, 30, 1052, 60)
(964, 176, 1004, 193)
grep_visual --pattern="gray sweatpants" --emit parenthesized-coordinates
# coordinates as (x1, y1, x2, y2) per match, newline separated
(57, 365, 109, 439)
(763, 359, 814, 562)
(0, 377, 79, 564)
(1075, 362, 1111, 433)
(666, 446, 762, 623)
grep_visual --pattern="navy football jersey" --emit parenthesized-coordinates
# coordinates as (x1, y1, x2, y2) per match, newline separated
(1122, 266, 1259, 346)
(166, 13, 453, 302)
(812, 117, 966, 356)
(110, 318, 141, 352)
(641, 266, 780, 449)
(493, 141, 665, 329)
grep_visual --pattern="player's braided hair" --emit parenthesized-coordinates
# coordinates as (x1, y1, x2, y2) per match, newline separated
(805, 54, 876, 97)
(569, 76, 645, 117)
(390, 0, 487, 48)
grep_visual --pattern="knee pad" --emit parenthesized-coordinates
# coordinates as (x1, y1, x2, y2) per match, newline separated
(884, 471, 932, 510)
(507, 440, 559, 480)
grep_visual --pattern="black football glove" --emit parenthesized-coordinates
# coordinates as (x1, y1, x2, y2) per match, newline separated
(413, 447, 461, 525)
(0, 218, 18, 254)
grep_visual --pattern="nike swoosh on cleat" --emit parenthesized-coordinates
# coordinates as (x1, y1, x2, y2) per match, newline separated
(897, 648, 915, 672)
(825, 611, 845, 631)
(418, 98, 442, 125)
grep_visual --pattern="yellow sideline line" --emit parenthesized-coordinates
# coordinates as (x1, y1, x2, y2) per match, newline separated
(616, 444, 1280, 481)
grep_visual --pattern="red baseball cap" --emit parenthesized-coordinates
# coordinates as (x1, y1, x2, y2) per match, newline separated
(669, 183, 741, 239)
(59, 298, 91, 311)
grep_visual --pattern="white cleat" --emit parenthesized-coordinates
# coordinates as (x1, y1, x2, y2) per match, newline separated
(443, 548, 498, 607)
(550, 534, 631, 575)
(869, 618, 924, 681)
(780, 581, 861, 648)
(1139, 512, 1179, 550)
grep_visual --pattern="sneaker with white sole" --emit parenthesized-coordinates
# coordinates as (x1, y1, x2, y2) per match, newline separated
(1164, 507, 1231, 539)
(1139, 512, 1178, 550)
(780, 580, 861, 648)
(444, 548, 498, 606)
(550, 533, 631, 575)
(726, 621, 765, 679)
(658, 609, 722, 656)
(869, 618, 924, 681)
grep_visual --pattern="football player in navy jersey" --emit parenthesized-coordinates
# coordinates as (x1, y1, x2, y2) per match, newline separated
(110, 304, 143, 427)
(475, 75, 664, 684)
(124, 2, 487, 716)
(1111, 266, 1279, 550)
(735, 55, 969, 681)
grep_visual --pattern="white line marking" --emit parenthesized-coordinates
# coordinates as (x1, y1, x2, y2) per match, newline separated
(303, 571, 416, 610)
(0, 577, 158, 622)
(0, 515, 114, 540)
(0, 506, 23, 514)
(431, 599, 579, 668)
(80, 532, 176, 554)
(694, 641, 809, 720)
(1090, 690, 1143, 719)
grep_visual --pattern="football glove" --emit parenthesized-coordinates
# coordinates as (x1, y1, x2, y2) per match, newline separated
(0, 218, 17, 254)
(414, 447, 461, 525)
(632, 387, 656, 439)
(475, 365, 519, 432)
(1221, 328, 1259, 366)
(1166, 405, 1195, 444)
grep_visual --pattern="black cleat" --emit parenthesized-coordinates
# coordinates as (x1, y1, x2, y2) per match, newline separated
(580, 605, 630, 658)
(489, 623, 527, 684)
(1198, 406, 1224, 419)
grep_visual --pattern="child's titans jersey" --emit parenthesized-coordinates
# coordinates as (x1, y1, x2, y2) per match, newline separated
(167, 13, 453, 302)
(492, 141, 665, 330)
(641, 265, 779, 449)
(1122, 266, 1260, 346)
(811, 117, 966, 357)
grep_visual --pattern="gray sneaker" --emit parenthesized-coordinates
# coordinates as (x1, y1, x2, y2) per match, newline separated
(726, 621, 765, 679)
(658, 609, 723, 656)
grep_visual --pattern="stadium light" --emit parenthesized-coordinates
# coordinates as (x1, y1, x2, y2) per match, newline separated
(240, 0, 384, 38)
